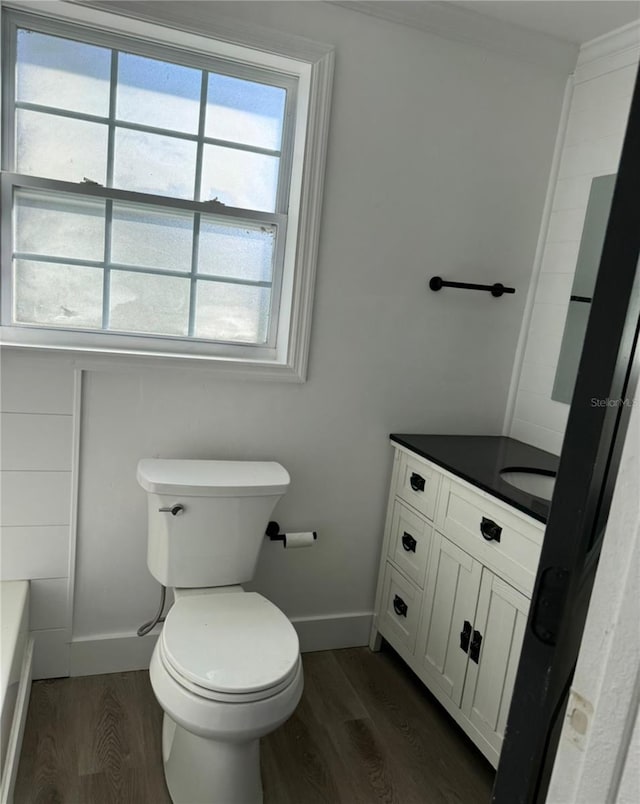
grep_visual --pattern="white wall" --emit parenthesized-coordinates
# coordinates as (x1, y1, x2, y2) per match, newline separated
(1, 1, 569, 674)
(0, 351, 77, 678)
(508, 24, 640, 454)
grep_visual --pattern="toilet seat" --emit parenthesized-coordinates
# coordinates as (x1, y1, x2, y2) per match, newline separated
(158, 646, 302, 704)
(160, 592, 300, 703)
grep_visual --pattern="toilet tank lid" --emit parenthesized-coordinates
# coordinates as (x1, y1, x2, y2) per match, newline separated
(136, 459, 290, 496)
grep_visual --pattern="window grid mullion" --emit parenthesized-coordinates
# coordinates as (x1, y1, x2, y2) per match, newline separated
(12, 252, 273, 288)
(106, 50, 118, 189)
(13, 101, 282, 159)
(101, 50, 119, 330)
(193, 71, 208, 203)
(11, 253, 273, 288)
(189, 70, 209, 338)
(14, 253, 104, 269)
(102, 201, 113, 331)
(189, 215, 201, 337)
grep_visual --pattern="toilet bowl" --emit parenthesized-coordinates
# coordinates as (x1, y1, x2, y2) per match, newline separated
(136, 458, 301, 803)
(149, 590, 302, 804)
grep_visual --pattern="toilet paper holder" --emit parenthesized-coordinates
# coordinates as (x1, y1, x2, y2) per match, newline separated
(265, 521, 317, 547)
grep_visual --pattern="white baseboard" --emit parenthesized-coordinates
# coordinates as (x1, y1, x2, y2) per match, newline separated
(31, 628, 70, 680)
(69, 612, 373, 677)
(70, 631, 160, 677)
(291, 612, 372, 653)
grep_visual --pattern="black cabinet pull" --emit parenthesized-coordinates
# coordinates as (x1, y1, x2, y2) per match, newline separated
(410, 472, 425, 492)
(460, 620, 472, 653)
(480, 516, 502, 543)
(401, 532, 417, 552)
(393, 594, 408, 618)
(470, 629, 483, 663)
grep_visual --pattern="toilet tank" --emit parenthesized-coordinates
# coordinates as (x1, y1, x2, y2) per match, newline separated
(137, 459, 290, 588)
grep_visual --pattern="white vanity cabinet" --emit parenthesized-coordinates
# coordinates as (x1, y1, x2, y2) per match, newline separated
(370, 444, 545, 768)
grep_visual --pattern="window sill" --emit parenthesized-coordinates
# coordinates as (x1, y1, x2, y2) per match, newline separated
(0, 330, 307, 382)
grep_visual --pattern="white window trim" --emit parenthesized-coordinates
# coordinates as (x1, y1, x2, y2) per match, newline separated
(0, 0, 334, 382)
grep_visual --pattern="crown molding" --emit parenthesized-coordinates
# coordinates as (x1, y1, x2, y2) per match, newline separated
(329, 1, 577, 74)
(575, 19, 640, 84)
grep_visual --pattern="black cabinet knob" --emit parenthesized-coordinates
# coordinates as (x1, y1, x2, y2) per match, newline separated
(410, 473, 425, 492)
(460, 620, 472, 653)
(401, 532, 417, 552)
(470, 629, 483, 663)
(480, 516, 502, 543)
(393, 595, 408, 618)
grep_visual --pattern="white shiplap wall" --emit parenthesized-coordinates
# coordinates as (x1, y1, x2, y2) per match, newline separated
(508, 24, 640, 454)
(0, 351, 79, 678)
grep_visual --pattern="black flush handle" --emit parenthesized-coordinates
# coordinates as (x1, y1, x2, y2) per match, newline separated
(480, 516, 502, 543)
(401, 532, 417, 553)
(460, 620, 472, 653)
(393, 595, 408, 618)
(410, 472, 425, 492)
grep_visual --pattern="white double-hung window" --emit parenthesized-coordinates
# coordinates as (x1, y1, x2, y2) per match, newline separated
(0, 2, 332, 378)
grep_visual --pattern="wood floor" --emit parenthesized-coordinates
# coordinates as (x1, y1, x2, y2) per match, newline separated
(15, 644, 494, 803)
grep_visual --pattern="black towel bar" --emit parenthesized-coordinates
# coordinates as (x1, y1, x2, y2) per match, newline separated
(429, 276, 515, 298)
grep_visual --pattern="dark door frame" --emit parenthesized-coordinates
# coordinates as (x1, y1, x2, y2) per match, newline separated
(492, 62, 640, 803)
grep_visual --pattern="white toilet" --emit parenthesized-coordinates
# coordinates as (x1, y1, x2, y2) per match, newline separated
(136, 458, 303, 804)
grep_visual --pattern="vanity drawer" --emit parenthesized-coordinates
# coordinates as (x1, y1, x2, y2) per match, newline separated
(395, 451, 440, 521)
(388, 499, 433, 588)
(378, 562, 422, 655)
(436, 478, 544, 595)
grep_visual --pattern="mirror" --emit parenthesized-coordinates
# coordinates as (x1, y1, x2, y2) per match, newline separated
(552, 173, 616, 403)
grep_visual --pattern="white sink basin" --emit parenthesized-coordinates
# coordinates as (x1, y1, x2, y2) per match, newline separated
(500, 469, 556, 501)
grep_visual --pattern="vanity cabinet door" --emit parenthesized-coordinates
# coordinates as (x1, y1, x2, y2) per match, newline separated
(460, 570, 529, 756)
(416, 532, 482, 707)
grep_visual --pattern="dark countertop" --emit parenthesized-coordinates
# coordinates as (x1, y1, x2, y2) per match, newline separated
(390, 434, 559, 524)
